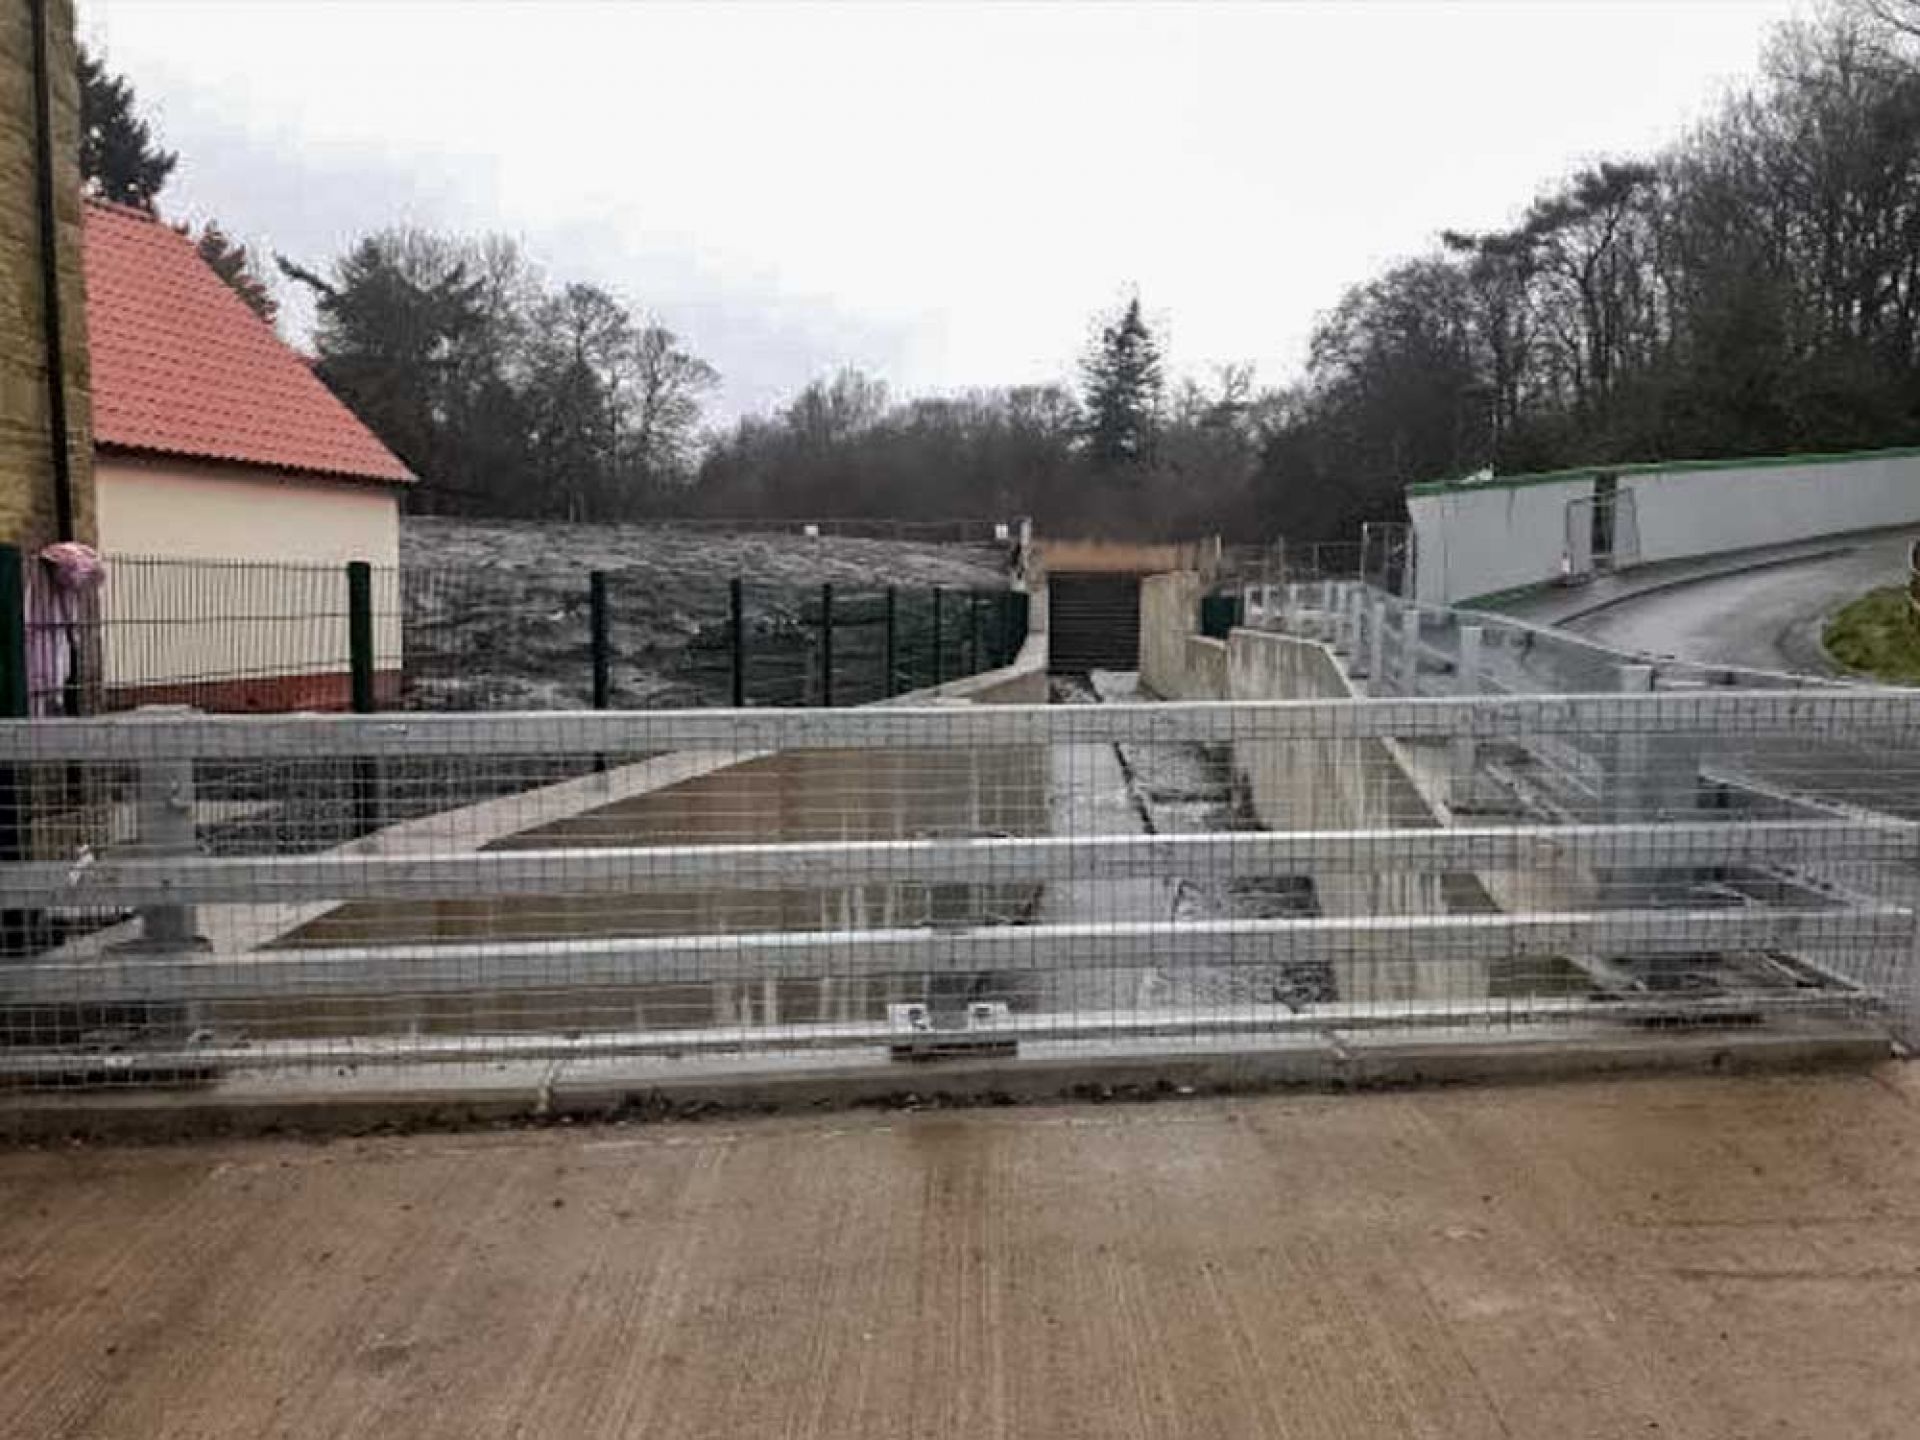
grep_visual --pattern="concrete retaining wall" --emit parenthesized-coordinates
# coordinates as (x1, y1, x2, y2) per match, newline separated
(1408, 479, 1579, 604)
(885, 627, 1048, 704)
(1139, 572, 1229, 699)
(1180, 636, 1227, 699)
(1224, 629, 1443, 921)
(1138, 572, 1195, 696)
(1408, 448, 1920, 604)
(1138, 570, 1446, 922)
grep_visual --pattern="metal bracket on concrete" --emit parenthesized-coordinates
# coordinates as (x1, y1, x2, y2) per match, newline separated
(886, 1000, 1017, 1061)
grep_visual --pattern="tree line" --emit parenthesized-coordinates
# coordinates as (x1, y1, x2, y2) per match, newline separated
(696, 0, 1920, 540)
(1256, 0, 1920, 540)
(79, 47, 716, 520)
(79, 1, 1920, 539)
(690, 302, 1275, 536)
(274, 236, 717, 518)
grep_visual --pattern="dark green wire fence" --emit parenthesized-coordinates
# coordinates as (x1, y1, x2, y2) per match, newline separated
(6, 548, 1029, 718)
(675, 581, 1029, 709)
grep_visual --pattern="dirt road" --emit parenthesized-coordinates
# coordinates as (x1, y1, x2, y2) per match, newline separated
(7, 1071, 1920, 1437)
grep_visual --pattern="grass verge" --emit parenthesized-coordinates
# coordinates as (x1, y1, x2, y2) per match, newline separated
(1823, 586, 1920, 683)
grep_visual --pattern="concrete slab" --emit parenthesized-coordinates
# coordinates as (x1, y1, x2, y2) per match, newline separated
(8, 1067, 1920, 1437)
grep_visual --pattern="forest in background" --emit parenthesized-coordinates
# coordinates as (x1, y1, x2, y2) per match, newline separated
(78, 0, 1920, 541)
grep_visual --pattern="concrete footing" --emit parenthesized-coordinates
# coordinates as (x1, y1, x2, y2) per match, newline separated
(0, 1019, 1889, 1143)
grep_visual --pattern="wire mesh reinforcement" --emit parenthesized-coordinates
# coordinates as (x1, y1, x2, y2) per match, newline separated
(0, 690, 1913, 1088)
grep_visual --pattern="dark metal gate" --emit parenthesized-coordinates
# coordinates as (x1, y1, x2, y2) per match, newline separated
(1047, 573, 1140, 673)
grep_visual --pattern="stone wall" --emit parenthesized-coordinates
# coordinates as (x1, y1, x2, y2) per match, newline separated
(0, 0, 94, 550)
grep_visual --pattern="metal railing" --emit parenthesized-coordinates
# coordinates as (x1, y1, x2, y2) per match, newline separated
(1251, 579, 1847, 697)
(0, 689, 1913, 1087)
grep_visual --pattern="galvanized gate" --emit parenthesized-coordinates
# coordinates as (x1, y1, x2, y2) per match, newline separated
(1359, 522, 1414, 597)
(1565, 485, 1639, 580)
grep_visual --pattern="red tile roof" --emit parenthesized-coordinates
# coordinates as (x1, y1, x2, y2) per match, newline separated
(83, 200, 414, 486)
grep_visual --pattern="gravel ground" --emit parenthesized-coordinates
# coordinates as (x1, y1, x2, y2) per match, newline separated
(399, 518, 1015, 710)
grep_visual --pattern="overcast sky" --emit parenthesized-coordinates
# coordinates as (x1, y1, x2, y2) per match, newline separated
(83, 0, 1804, 420)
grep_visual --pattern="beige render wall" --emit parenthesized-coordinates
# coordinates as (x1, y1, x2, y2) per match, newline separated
(0, 0, 95, 550)
(96, 455, 401, 565)
(95, 455, 403, 695)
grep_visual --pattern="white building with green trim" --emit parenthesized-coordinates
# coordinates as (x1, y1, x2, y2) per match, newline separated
(1405, 444, 1920, 606)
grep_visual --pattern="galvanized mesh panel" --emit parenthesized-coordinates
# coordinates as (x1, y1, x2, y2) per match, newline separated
(1261, 580, 1846, 700)
(0, 691, 1911, 1088)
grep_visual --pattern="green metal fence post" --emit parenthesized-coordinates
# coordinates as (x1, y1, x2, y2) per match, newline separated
(967, 590, 982, 675)
(820, 582, 834, 707)
(346, 560, 378, 836)
(931, 587, 944, 685)
(589, 569, 611, 710)
(0, 545, 26, 721)
(729, 578, 746, 707)
(884, 586, 898, 698)
(346, 560, 375, 714)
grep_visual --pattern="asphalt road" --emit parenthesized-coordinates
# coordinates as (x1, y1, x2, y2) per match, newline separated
(1556, 529, 1920, 676)
(1503, 529, 1920, 825)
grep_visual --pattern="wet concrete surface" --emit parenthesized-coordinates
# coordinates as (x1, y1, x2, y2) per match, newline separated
(8, 1069, 1920, 1438)
(1046, 672, 1328, 1009)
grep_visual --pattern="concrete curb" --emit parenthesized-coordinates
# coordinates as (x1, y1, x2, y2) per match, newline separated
(1506, 545, 1857, 630)
(0, 1022, 1889, 1144)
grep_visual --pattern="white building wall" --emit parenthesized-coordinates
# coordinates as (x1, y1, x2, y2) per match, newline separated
(1622, 453, 1920, 565)
(97, 454, 401, 565)
(1407, 477, 1585, 604)
(1409, 449, 1920, 605)
(93, 454, 404, 698)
